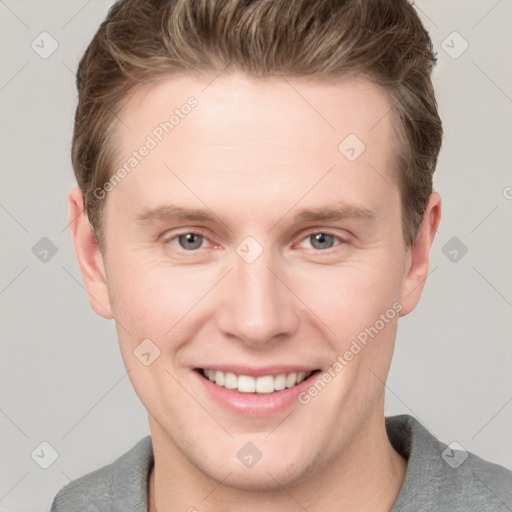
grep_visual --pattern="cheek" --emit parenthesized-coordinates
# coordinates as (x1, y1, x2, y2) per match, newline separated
(106, 254, 216, 342)
(105, 239, 405, 359)
(106, 259, 209, 404)
(293, 255, 403, 344)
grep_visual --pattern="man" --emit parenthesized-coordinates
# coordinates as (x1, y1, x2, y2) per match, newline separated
(51, 0, 512, 510)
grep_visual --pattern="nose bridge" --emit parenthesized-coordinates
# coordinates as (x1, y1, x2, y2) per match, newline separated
(216, 242, 298, 346)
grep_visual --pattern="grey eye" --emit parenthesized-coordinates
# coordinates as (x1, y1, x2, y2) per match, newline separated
(177, 233, 204, 250)
(310, 233, 335, 250)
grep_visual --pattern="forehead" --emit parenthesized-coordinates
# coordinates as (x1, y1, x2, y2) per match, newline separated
(107, 72, 398, 227)
(119, 71, 395, 148)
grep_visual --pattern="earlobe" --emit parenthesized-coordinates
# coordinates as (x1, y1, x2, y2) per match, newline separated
(68, 187, 114, 319)
(399, 192, 442, 316)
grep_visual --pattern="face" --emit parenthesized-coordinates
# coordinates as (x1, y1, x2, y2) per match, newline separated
(72, 72, 438, 491)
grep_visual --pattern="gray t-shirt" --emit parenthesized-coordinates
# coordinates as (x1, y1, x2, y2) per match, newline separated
(50, 414, 512, 511)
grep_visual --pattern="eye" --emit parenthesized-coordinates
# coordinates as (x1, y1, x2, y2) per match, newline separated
(298, 232, 343, 251)
(170, 232, 207, 251)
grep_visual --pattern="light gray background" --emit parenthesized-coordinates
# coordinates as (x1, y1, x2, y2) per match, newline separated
(1, 1, 511, 511)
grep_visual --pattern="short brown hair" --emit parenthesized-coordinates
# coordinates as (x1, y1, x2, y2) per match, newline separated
(72, 0, 442, 249)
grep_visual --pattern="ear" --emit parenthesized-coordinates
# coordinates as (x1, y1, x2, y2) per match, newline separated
(399, 192, 441, 316)
(68, 186, 113, 319)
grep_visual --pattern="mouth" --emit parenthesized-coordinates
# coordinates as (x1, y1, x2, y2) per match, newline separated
(195, 367, 321, 395)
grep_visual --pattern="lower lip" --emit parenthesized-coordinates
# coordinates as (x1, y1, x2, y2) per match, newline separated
(194, 370, 318, 416)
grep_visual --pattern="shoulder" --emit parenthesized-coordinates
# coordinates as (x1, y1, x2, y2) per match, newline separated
(50, 435, 153, 512)
(386, 414, 512, 512)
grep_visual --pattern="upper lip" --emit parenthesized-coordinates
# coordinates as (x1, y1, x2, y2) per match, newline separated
(195, 365, 318, 378)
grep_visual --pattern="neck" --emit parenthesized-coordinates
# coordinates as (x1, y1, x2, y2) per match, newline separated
(148, 406, 407, 512)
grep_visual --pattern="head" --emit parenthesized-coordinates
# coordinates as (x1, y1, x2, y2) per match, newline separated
(70, 0, 442, 493)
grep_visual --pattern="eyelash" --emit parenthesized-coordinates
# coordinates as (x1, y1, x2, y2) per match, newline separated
(163, 229, 348, 253)
(299, 229, 348, 251)
(164, 229, 212, 250)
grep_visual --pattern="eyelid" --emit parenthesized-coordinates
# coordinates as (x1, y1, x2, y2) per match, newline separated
(295, 229, 350, 250)
(163, 228, 214, 249)
(161, 227, 350, 252)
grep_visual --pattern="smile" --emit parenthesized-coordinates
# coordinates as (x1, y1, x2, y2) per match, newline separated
(198, 368, 317, 394)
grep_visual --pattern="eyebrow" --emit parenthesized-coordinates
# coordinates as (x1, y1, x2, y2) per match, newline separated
(292, 203, 376, 223)
(134, 202, 376, 226)
(135, 205, 215, 223)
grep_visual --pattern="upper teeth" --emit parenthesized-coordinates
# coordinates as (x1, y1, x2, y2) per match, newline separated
(202, 369, 311, 393)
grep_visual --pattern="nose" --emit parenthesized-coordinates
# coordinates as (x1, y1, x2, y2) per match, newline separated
(216, 247, 299, 348)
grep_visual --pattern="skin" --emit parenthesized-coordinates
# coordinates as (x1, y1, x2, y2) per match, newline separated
(69, 72, 441, 511)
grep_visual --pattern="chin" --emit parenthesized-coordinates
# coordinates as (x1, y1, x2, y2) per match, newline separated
(210, 467, 300, 492)
(191, 449, 321, 493)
